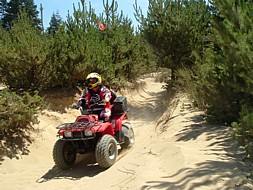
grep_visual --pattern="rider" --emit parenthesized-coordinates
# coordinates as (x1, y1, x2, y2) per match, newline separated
(76, 72, 112, 121)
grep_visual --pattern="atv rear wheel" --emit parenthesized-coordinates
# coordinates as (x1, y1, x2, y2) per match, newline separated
(95, 135, 118, 168)
(53, 139, 76, 170)
(120, 122, 135, 149)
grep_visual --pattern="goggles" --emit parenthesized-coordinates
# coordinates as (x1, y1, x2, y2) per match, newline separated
(88, 78, 98, 84)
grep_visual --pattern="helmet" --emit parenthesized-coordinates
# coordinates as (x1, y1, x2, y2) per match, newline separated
(86, 72, 102, 89)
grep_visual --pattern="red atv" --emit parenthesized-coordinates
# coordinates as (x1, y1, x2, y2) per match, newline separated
(53, 96, 134, 170)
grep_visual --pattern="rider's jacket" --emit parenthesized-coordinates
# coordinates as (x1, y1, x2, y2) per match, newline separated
(79, 85, 112, 109)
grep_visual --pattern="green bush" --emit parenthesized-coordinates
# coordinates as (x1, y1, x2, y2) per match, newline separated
(0, 89, 44, 139)
(232, 106, 253, 160)
(0, 15, 52, 92)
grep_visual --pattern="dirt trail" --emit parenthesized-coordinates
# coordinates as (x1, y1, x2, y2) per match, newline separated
(0, 76, 252, 190)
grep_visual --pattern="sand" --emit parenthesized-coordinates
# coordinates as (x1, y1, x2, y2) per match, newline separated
(0, 75, 252, 190)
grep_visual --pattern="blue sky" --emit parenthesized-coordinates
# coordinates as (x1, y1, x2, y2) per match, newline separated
(34, 0, 148, 29)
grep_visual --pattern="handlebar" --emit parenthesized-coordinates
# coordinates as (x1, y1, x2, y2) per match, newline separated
(72, 101, 105, 109)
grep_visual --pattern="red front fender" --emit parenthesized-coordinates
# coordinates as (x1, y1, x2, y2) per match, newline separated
(93, 122, 114, 136)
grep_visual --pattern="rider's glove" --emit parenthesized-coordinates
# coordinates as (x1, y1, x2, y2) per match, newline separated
(72, 104, 80, 109)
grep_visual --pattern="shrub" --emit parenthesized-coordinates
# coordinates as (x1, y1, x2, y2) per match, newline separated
(0, 89, 44, 157)
(232, 106, 253, 160)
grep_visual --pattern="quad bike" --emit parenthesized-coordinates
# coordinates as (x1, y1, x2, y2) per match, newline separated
(53, 96, 135, 170)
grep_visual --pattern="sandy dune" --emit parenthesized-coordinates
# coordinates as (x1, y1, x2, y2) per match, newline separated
(0, 76, 252, 190)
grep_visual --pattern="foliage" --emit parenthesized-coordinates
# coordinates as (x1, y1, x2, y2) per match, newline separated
(1, 0, 41, 30)
(232, 106, 253, 160)
(45, 0, 155, 89)
(0, 90, 44, 140)
(0, 0, 155, 92)
(46, 11, 63, 36)
(135, 0, 211, 80)
(0, 14, 52, 92)
(188, 0, 253, 121)
(177, 0, 253, 159)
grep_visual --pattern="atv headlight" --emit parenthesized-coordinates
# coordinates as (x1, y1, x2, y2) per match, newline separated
(85, 130, 93, 136)
(64, 131, 72, 137)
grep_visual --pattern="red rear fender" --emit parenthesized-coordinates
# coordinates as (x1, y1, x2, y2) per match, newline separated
(111, 113, 128, 131)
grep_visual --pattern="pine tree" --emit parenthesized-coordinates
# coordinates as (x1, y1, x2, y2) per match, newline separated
(0, 15, 51, 91)
(2, 0, 41, 30)
(135, 0, 211, 80)
(180, 0, 253, 123)
(203, 0, 253, 158)
(46, 0, 154, 88)
(47, 11, 62, 36)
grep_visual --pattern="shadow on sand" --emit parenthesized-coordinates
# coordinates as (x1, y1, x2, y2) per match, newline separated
(36, 153, 104, 182)
(141, 111, 253, 190)
(36, 148, 127, 183)
(0, 129, 35, 165)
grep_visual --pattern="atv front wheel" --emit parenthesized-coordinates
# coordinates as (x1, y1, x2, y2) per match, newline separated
(95, 135, 118, 168)
(120, 122, 135, 149)
(53, 140, 76, 170)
